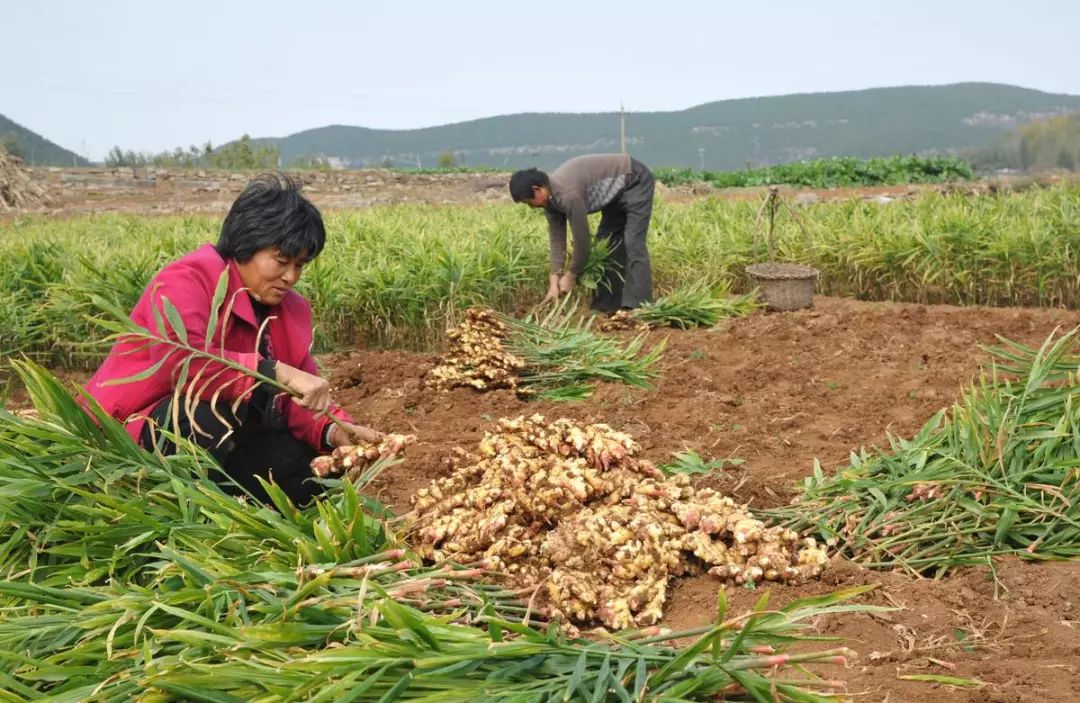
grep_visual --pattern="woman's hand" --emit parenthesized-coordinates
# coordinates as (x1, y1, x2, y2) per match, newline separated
(379, 433, 411, 458)
(328, 421, 385, 448)
(328, 422, 407, 459)
(275, 361, 331, 413)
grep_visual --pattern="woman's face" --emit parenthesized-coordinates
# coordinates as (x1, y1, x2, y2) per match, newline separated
(236, 248, 308, 306)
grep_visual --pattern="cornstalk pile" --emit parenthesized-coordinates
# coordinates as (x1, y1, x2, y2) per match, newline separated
(598, 285, 760, 332)
(410, 414, 828, 629)
(426, 304, 663, 399)
(0, 146, 51, 212)
(767, 328, 1080, 576)
(0, 362, 873, 701)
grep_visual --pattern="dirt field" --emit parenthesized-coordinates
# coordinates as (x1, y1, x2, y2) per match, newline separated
(15, 165, 1030, 218)
(324, 297, 1080, 703)
(7, 170, 1080, 700)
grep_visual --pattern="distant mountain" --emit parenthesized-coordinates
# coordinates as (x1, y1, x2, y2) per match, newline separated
(253, 83, 1080, 171)
(0, 113, 89, 166)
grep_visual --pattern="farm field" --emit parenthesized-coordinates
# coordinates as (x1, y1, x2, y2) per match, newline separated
(654, 155, 976, 189)
(10, 164, 993, 217)
(323, 297, 1080, 702)
(2, 174, 1080, 702)
(4, 182, 1079, 364)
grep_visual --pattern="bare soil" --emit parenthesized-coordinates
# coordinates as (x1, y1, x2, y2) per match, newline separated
(324, 297, 1080, 703)
(17, 166, 1071, 218)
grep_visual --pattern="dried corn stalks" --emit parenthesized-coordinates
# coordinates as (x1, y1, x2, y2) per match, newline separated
(409, 414, 828, 630)
(0, 147, 52, 212)
(311, 433, 416, 480)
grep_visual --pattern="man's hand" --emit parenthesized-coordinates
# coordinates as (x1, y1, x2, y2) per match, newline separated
(540, 272, 562, 304)
(557, 271, 576, 295)
(275, 361, 331, 413)
(328, 421, 385, 448)
(541, 272, 576, 304)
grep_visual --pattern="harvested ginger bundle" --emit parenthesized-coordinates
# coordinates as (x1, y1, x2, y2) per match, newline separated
(426, 308, 526, 392)
(596, 309, 649, 332)
(311, 433, 416, 481)
(409, 414, 827, 630)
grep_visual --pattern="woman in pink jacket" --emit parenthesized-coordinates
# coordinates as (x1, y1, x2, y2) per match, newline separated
(86, 173, 384, 505)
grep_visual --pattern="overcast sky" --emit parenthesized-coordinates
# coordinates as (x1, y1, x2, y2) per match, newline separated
(4, 0, 1079, 160)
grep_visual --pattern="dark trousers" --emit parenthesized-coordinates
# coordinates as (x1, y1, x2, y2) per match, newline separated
(592, 159, 655, 313)
(141, 398, 324, 506)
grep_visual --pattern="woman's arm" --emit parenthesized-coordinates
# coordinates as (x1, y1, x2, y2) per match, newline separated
(279, 351, 354, 451)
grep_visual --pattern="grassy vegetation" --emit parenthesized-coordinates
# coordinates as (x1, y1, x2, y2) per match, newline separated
(0, 362, 877, 701)
(632, 285, 761, 329)
(1, 184, 1078, 369)
(655, 156, 974, 189)
(766, 328, 1080, 576)
(505, 302, 666, 399)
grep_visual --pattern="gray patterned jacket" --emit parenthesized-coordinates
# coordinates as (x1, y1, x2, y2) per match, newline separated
(544, 153, 632, 275)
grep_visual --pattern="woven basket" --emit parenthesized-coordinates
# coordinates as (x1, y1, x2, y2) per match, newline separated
(745, 262, 818, 312)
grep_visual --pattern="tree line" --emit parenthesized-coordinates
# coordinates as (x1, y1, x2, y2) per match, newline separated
(971, 113, 1080, 172)
(104, 134, 280, 170)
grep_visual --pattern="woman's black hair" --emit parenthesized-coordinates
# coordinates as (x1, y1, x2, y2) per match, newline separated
(216, 172, 326, 263)
(508, 168, 550, 202)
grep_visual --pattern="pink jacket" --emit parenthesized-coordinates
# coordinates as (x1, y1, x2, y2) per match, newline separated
(86, 243, 351, 449)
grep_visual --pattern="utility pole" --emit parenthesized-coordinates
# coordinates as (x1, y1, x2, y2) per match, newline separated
(619, 103, 626, 154)
(698, 147, 706, 172)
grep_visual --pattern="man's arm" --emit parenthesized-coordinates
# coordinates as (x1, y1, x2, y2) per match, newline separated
(546, 209, 568, 272)
(563, 195, 592, 276)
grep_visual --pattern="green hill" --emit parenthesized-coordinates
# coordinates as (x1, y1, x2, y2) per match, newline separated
(0, 114, 90, 167)
(257, 83, 1080, 171)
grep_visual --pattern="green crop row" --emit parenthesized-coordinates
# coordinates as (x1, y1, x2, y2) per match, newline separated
(1, 183, 1077, 369)
(655, 155, 975, 189)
